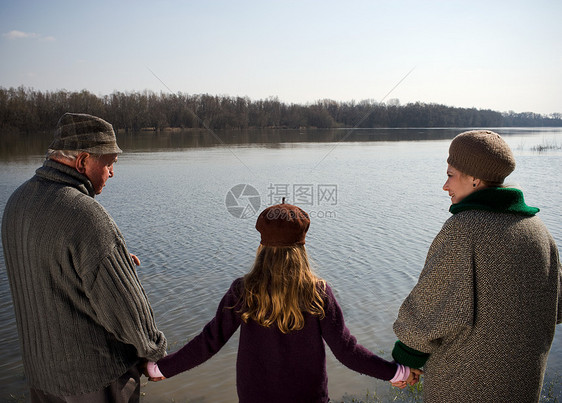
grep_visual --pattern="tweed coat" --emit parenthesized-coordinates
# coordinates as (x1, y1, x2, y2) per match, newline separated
(393, 189, 562, 403)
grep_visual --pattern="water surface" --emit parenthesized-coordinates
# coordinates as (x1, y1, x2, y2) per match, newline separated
(1, 128, 561, 401)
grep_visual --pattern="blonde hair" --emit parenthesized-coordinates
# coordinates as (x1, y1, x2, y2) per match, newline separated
(240, 244, 326, 334)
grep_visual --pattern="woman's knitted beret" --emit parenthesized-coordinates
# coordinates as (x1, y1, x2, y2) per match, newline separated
(447, 130, 515, 183)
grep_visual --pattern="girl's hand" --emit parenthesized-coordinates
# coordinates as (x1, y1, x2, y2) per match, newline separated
(144, 361, 166, 382)
(391, 380, 407, 389)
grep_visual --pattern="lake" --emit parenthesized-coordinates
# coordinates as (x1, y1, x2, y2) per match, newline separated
(1, 127, 561, 402)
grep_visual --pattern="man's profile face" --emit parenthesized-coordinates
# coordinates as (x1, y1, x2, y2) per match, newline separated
(82, 153, 118, 194)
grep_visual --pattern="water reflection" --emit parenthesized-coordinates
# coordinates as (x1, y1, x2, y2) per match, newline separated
(0, 128, 559, 161)
(4, 127, 558, 159)
(112, 128, 467, 152)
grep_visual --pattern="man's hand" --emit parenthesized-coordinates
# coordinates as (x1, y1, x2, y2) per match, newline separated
(130, 254, 140, 266)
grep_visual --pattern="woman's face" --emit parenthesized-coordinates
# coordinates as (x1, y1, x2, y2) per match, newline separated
(443, 164, 476, 204)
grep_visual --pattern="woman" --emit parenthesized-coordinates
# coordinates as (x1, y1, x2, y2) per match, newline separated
(392, 130, 562, 402)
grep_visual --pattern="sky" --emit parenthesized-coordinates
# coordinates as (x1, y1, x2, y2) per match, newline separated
(1, 0, 561, 115)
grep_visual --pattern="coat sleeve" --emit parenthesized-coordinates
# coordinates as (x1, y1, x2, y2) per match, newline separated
(548, 231, 562, 325)
(156, 280, 242, 378)
(87, 242, 167, 362)
(321, 285, 398, 381)
(393, 216, 475, 356)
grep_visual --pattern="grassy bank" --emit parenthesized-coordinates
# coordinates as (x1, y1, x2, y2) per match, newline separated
(336, 372, 561, 403)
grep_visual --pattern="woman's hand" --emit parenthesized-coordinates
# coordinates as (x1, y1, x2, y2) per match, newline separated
(391, 367, 423, 388)
(407, 368, 423, 385)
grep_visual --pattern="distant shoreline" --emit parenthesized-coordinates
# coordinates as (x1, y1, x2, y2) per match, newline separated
(1, 86, 561, 136)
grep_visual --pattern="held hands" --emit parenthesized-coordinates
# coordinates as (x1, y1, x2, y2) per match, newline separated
(391, 368, 423, 389)
(140, 360, 166, 382)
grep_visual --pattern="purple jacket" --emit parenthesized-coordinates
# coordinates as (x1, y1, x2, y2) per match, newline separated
(157, 279, 397, 402)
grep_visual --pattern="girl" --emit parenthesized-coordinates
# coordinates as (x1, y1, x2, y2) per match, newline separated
(147, 201, 421, 402)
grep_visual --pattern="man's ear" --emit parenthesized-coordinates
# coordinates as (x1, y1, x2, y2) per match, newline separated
(75, 152, 90, 174)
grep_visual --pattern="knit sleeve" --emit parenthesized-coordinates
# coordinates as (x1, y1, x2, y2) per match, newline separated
(87, 242, 167, 362)
(320, 285, 398, 381)
(393, 216, 475, 356)
(156, 280, 243, 378)
(556, 259, 562, 325)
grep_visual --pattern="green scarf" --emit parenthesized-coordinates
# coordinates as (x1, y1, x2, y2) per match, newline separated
(449, 187, 539, 216)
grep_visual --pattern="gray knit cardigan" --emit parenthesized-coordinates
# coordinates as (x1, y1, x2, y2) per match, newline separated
(2, 160, 167, 396)
(394, 207, 562, 403)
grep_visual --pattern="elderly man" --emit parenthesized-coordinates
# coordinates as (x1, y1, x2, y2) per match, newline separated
(2, 113, 167, 402)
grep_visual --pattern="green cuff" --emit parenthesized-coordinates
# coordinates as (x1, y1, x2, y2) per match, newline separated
(391, 340, 430, 369)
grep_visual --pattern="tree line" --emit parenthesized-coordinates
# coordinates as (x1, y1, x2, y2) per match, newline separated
(1, 86, 561, 134)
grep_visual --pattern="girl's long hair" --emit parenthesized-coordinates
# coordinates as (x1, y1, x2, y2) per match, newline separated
(240, 244, 326, 334)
